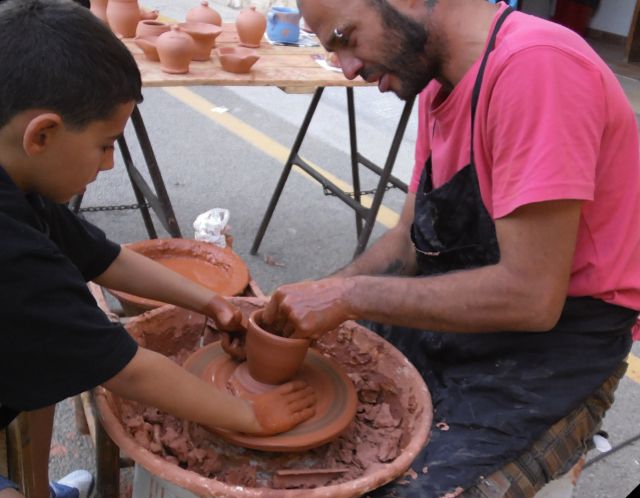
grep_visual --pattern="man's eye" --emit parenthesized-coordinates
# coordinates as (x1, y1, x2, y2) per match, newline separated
(334, 28, 349, 47)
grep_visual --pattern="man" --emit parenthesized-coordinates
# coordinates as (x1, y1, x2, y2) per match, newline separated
(261, 0, 640, 496)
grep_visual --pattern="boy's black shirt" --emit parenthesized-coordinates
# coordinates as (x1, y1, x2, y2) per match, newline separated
(0, 166, 138, 428)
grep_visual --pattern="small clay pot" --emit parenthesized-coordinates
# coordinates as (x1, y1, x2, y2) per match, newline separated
(134, 36, 159, 61)
(106, 0, 140, 38)
(245, 309, 309, 385)
(186, 0, 222, 26)
(235, 6, 266, 48)
(178, 22, 222, 61)
(135, 20, 169, 39)
(156, 25, 196, 74)
(139, 6, 159, 20)
(216, 46, 259, 74)
(89, 0, 109, 24)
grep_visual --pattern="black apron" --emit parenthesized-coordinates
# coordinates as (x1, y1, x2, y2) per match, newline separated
(367, 7, 635, 497)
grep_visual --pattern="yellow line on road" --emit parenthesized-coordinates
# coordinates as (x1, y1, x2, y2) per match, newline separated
(162, 86, 400, 228)
(627, 352, 640, 384)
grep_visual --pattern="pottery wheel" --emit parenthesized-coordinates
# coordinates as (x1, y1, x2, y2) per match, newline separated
(183, 342, 358, 452)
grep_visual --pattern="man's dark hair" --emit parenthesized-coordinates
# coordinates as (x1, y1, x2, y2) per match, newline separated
(0, 0, 143, 129)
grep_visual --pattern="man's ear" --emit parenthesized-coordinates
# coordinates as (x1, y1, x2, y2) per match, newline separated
(22, 113, 63, 156)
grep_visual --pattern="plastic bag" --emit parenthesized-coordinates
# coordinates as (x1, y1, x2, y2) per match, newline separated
(193, 208, 230, 248)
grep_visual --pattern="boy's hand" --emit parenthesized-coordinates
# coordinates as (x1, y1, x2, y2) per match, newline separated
(201, 297, 248, 360)
(249, 381, 316, 435)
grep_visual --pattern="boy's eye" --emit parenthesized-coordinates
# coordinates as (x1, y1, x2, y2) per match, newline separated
(102, 145, 115, 152)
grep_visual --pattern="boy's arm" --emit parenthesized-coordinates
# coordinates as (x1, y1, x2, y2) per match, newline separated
(103, 347, 316, 435)
(93, 247, 242, 330)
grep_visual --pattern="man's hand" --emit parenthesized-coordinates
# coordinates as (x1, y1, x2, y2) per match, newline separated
(262, 278, 357, 340)
(249, 380, 316, 435)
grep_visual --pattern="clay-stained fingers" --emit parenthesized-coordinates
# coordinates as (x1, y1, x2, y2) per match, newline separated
(286, 392, 317, 413)
(220, 331, 246, 361)
(290, 407, 315, 425)
(274, 380, 308, 394)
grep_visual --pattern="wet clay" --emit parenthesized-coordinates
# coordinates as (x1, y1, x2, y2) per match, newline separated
(97, 300, 432, 496)
(107, 238, 250, 314)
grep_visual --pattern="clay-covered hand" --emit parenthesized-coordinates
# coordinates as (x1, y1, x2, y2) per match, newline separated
(263, 278, 356, 340)
(250, 380, 316, 435)
(200, 296, 247, 360)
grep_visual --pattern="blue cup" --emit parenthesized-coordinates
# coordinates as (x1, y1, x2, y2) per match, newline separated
(267, 6, 301, 44)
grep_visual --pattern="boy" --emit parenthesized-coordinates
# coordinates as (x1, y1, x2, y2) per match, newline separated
(0, 1, 316, 497)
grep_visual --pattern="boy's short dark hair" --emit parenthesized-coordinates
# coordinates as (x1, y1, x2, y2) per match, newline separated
(0, 0, 143, 130)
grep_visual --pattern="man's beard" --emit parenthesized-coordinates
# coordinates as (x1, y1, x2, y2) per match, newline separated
(365, 1, 442, 99)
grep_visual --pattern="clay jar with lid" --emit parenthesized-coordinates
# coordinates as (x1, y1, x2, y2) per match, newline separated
(106, 0, 140, 38)
(245, 309, 310, 385)
(216, 46, 259, 74)
(89, 0, 108, 24)
(235, 6, 266, 48)
(186, 0, 222, 26)
(156, 26, 196, 74)
(178, 22, 222, 61)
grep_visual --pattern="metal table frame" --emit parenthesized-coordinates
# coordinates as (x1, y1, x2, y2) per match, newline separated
(251, 87, 415, 258)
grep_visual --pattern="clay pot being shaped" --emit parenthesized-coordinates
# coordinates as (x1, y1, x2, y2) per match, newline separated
(135, 20, 169, 39)
(186, 0, 222, 26)
(156, 25, 196, 74)
(235, 6, 266, 48)
(216, 46, 259, 74)
(245, 309, 310, 385)
(106, 0, 140, 38)
(89, 0, 109, 24)
(134, 36, 160, 61)
(178, 22, 222, 61)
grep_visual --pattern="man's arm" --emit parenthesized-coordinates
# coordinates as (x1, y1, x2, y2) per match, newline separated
(334, 192, 419, 278)
(264, 199, 581, 338)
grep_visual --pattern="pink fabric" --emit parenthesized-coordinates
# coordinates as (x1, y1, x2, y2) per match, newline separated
(410, 4, 640, 315)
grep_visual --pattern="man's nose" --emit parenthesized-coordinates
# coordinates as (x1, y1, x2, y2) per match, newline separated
(338, 51, 364, 80)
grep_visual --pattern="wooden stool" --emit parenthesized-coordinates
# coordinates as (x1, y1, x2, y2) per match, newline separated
(1, 413, 35, 496)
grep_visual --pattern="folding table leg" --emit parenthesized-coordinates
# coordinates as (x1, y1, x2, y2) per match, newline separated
(250, 87, 325, 255)
(346, 87, 363, 237)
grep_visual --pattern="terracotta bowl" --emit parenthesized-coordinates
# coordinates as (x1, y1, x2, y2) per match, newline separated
(135, 19, 169, 39)
(245, 309, 310, 385)
(216, 46, 260, 74)
(106, 238, 250, 315)
(94, 301, 433, 497)
(179, 21, 223, 61)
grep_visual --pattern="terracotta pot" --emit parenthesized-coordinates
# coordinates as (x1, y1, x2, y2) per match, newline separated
(235, 6, 266, 48)
(156, 25, 196, 74)
(89, 0, 108, 24)
(216, 46, 259, 74)
(106, 0, 140, 38)
(135, 20, 169, 39)
(186, 0, 222, 26)
(178, 22, 222, 61)
(245, 309, 310, 385)
(134, 36, 159, 61)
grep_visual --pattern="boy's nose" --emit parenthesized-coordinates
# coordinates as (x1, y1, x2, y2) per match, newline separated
(101, 150, 115, 171)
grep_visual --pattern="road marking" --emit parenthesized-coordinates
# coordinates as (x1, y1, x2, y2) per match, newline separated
(627, 352, 640, 384)
(162, 86, 400, 229)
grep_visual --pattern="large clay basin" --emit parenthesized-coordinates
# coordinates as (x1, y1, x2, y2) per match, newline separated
(106, 238, 250, 315)
(94, 301, 433, 498)
(245, 309, 310, 385)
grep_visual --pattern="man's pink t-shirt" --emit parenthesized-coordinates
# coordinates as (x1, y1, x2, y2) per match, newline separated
(410, 4, 640, 314)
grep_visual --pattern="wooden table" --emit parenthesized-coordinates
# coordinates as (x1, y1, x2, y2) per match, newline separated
(79, 22, 413, 255)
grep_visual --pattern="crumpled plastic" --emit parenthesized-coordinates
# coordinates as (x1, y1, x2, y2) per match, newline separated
(193, 208, 230, 248)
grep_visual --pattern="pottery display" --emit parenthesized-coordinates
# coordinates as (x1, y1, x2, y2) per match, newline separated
(267, 6, 301, 44)
(178, 22, 222, 61)
(135, 19, 169, 39)
(89, 0, 108, 24)
(94, 302, 432, 496)
(216, 46, 259, 74)
(186, 0, 222, 26)
(139, 6, 159, 20)
(156, 25, 196, 74)
(106, 238, 250, 315)
(235, 6, 266, 48)
(106, 0, 140, 38)
(133, 36, 160, 61)
(245, 309, 310, 385)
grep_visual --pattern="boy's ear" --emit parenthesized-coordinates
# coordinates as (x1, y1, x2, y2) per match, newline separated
(22, 113, 64, 156)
